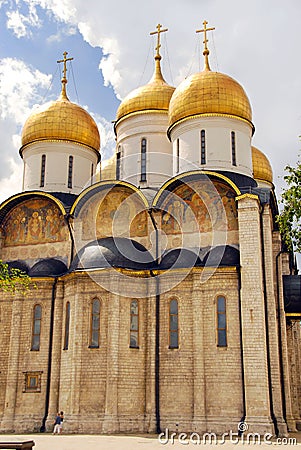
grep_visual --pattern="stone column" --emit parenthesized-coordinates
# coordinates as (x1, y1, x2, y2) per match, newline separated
(102, 288, 120, 433)
(1, 296, 22, 432)
(192, 274, 206, 432)
(237, 194, 273, 434)
(46, 280, 64, 430)
(272, 232, 296, 432)
(262, 205, 287, 436)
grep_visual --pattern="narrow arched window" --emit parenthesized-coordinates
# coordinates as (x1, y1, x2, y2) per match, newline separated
(89, 298, 100, 348)
(169, 299, 179, 348)
(130, 299, 139, 348)
(68, 155, 73, 189)
(200, 130, 206, 165)
(231, 131, 236, 166)
(116, 148, 121, 180)
(217, 296, 227, 347)
(63, 302, 70, 350)
(176, 139, 180, 173)
(31, 304, 42, 351)
(140, 138, 147, 182)
(40, 154, 46, 187)
(90, 163, 94, 185)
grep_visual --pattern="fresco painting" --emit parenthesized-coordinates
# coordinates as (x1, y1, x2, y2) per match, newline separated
(3, 198, 68, 246)
(80, 187, 148, 240)
(161, 180, 238, 234)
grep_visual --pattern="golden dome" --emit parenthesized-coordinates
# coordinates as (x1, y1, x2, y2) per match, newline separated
(252, 146, 273, 184)
(168, 70, 253, 132)
(101, 154, 116, 181)
(21, 87, 100, 151)
(115, 56, 175, 124)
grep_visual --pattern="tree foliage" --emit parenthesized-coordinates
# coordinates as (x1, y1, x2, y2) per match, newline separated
(276, 157, 301, 253)
(0, 260, 31, 294)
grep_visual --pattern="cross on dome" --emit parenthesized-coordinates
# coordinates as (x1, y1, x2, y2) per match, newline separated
(150, 24, 168, 60)
(57, 51, 74, 99)
(196, 20, 215, 71)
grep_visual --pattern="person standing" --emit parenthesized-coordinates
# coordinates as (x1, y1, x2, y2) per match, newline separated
(53, 412, 62, 434)
(59, 411, 64, 434)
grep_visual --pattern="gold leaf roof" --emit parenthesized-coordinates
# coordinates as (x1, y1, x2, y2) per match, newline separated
(252, 146, 273, 184)
(21, 90, 100, 151)
(168, 69, 253, 131)
(115, 56, 175, 124)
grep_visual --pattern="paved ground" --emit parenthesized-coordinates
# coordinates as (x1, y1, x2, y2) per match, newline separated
(0, 432, 300, 450)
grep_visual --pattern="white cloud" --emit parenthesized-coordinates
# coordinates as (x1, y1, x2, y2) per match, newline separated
(0, 58, 51, 195)
(0, 158, 23, 203)
(0, 58, 51, 123)
(46, 25, 77, 43)
(6, 2, 41, 38)
(92, 114, 116, 161)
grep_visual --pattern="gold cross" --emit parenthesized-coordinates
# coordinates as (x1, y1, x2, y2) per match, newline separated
(150, 24, 168, 58)
(57, 51, 74, 82)
(196, 20, 215, 52)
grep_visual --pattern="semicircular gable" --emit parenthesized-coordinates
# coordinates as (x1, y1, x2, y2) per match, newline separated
(0, 191, 67, 225)
(151, 171, 240, 251)
(70, 180, 149, 217)
(2, 196, 69, 248)
(71, 181, 151, 248)
(152, 170, 241, 208)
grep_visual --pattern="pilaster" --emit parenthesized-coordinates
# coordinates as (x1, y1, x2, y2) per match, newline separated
(46, 280, 64, 430)
(0, 296, 23, 432)
(192, 274, 206, 431)
(102, 292, 120, 433)
(287, 322, 301, 428)
(262, 205, 287, 436)
(237, 194, 273, 434)
(272, 231, 296, 432)
(68, 280, 84, 430)
(144, 290, 157, 433)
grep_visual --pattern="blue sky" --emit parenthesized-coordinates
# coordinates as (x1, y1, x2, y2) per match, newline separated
(0, 0, 301, 204)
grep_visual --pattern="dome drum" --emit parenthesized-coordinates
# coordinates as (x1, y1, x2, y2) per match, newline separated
(170, 116, 253, 178)
(22, 141, 99, 194)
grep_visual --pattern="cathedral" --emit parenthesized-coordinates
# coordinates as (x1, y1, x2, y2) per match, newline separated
(0, 22, 301, 437)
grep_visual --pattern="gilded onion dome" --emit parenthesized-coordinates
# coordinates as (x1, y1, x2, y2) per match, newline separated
(168, 21, 253, 134)
(115, 31, 175, 125)
(21, 61, 100, 152)
(252, 146, 273, 184)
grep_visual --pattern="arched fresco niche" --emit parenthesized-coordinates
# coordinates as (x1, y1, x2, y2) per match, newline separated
(77, 186, 149, 243)
(159, 178, 238, 249)
(3, 198, 68, 247)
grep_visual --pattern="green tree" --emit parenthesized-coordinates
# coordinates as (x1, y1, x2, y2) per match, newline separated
(276, 156, 301, 253)
(0, 260, 31, 294)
